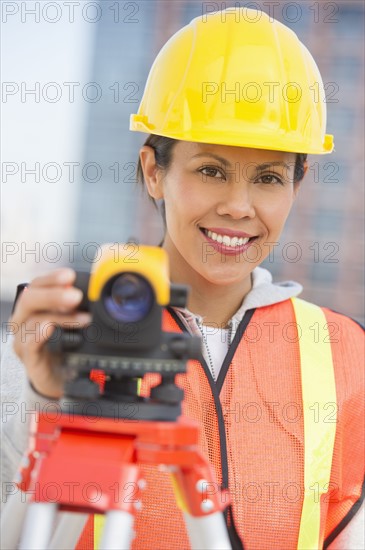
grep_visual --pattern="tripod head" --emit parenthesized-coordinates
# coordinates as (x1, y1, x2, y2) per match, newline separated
(47, 243, 202, 421)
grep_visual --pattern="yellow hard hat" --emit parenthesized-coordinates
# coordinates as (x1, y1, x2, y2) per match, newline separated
(130, 8, 333, 154)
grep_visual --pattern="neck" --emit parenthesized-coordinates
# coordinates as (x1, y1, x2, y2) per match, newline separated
(186, 279, 251, 328)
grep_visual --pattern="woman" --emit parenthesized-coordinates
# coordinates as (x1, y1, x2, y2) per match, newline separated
(2, 8, 364, 550)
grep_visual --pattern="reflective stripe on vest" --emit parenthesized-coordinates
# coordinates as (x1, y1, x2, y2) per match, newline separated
(90, 298, 338, 550)
(291, 297, 337, 550)
(94, 515, 104, 550)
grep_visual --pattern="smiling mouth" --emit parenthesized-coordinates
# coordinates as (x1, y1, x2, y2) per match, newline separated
(200, 228, 257, 247)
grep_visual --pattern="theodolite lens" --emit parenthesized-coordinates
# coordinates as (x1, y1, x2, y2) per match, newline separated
(103, 273, 154, 322)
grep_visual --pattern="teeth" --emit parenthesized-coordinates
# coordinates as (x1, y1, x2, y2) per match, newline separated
(205, 229, 250, 247)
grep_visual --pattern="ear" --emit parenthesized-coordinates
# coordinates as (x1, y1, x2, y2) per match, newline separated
(139, 146, 164, 200)
(293, 161, 308, 198)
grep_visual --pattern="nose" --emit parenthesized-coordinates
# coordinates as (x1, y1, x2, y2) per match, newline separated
(216, 181, 256, 219)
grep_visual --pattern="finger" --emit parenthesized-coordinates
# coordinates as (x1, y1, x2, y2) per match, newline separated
(13, 312, 91, 354)
(29, 268, 76, 289)
(12, 286, 84, 324)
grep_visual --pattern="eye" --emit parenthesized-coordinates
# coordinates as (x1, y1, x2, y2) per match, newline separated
(198, 165, 226, 180)
(255, 173, 284, 185)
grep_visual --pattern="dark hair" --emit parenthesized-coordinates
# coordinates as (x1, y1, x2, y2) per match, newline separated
(136, 135, 307, 210)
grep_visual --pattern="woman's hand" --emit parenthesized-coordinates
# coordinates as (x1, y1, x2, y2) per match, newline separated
(10, 268, 91, 399)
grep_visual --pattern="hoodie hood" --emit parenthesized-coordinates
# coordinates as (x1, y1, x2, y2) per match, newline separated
(231, 266, 303, 325)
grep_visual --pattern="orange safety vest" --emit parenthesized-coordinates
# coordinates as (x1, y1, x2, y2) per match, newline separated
(76, 298, 364, 550)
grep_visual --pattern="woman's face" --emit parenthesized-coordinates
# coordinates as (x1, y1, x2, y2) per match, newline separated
(141, 141, 300, 289)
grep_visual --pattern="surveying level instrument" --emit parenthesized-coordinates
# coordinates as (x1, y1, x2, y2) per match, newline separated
(1, 243, 233, 550)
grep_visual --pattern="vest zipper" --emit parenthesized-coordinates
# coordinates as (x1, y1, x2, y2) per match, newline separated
(167, 307, 256, 550)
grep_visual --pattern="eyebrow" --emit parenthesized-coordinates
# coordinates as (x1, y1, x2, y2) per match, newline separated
(191, 152, 232, 166)
(191, 153, 290, 171)
(255, 162, 291, 171)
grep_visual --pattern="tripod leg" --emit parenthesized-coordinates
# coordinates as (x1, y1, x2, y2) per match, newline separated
(99, 510, 135, 550)
(48, 511, 89, 549)
(184, 511, 232, 550)
(19, 501, 58, 550)
(0, 490, 30, 550)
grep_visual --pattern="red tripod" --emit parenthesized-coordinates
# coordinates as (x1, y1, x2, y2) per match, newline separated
(3, 410, 232, 549)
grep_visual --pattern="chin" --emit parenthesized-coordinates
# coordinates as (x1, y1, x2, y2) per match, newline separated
(200, 266, 252, 287)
